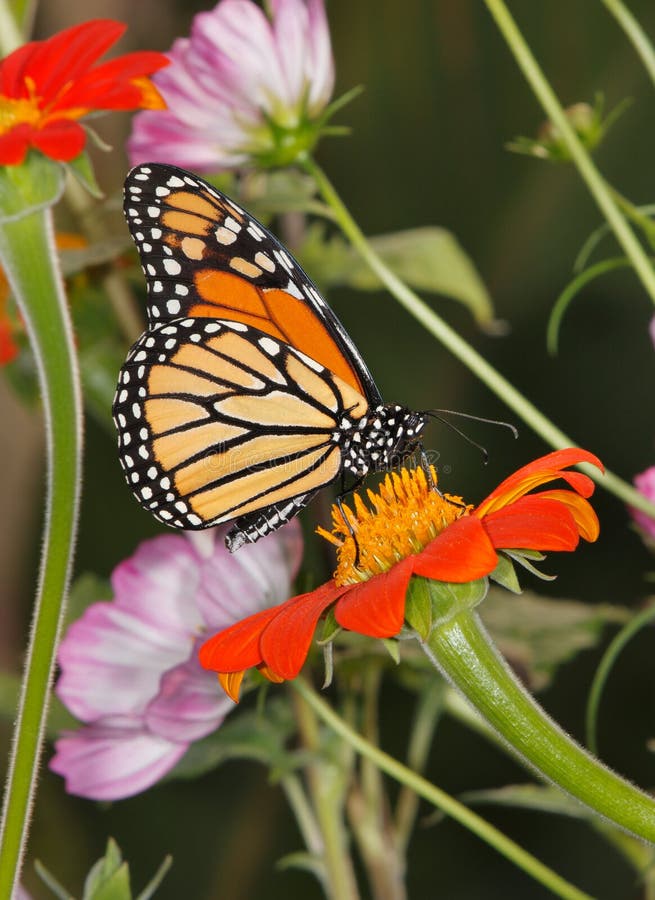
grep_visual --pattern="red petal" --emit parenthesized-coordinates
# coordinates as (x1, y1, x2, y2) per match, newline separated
(23, 20, 126, 103)
(53, 52, 169, 111)
(0, 320, 18, 364)
(412, 515, 498, 582)
(0, 42, 38, 98)
(477, 448, 603, 515)
(335, 557, 414, 638)
(31, 120, 86, 161)
(483, 495, 580, 551)
(536, 489, 600, 542)
(260, 581, 345, 679)
(199, 605, 281, 673)
(0, 124, 31, 165)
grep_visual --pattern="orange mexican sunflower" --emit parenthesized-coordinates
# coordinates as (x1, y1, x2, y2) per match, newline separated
(0, 19, 168, 165)
(200, 449, 602, 700)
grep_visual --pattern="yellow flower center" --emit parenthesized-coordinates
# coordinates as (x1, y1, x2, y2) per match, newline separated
(0, 93, 43, 134)
(318, 466, 472, 586)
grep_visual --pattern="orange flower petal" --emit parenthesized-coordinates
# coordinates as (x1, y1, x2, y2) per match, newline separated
(412, 514, 498, 582)
(199, 604, 281, 673)
(476, 449, 603, 517)
(218, 671, 245, 703)
(335, 557, 415, 638)
(483, 495, 580, 551)
(260, 581, 345, 679)
(536, 489, 600, 542)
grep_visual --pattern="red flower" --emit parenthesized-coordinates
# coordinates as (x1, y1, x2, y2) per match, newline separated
(0, 20, 168, 165)
(200, 449, 602, 699)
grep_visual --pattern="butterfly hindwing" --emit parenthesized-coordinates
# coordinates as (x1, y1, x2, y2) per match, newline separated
(113, 317, 369, 531)
(124, 163, 382, 405)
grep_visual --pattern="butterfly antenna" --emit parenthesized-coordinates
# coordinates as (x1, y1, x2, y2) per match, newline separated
(425, 412, 490, 464)
(425, 409, 519, 440)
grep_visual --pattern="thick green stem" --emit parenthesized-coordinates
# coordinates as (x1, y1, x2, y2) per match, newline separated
(0, 189, 83, 894)
(293, 680, 591, 900)
(302, 156, 655, 520)
(484, 0, 655, 307)
(423, 610, 655, 843)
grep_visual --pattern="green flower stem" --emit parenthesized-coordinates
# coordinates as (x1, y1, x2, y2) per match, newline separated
(293, 679, 592, 900)
(601, 0, 655, 89)
(585, 602, 655, 755)
(302, 155, 655, 520)
(483, 0, 655, 307)
(0, 0, 22, 55)
(422, 610, 655, 844)
(291, 688, 360, 899)
(394, 681, 445, 854)
(0, 176, 83, 896)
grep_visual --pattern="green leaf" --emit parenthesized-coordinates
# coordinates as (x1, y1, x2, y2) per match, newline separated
(34, 859, 74, 899)
(234, 169, 326, 219)
(460, 783, 590, 819)
(67, 572, 112, 627)
(489, 554, 521, 594)
(65, 152, 104, 200)
(134, 856, 172, 900)
(302, 225, 496, 326)
(405, 576, 434, 639)
(59, 236, 131, 277)
(83, 839, 131, 900)
(480, 587, 630, 691)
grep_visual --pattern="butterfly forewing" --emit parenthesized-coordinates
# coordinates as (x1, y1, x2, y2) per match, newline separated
(113, 317, 369, 530)
(124, 163, 381, 405)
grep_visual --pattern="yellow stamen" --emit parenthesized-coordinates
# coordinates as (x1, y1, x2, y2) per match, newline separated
(318, 466, 472, 587)
(0, 95, 42, 134)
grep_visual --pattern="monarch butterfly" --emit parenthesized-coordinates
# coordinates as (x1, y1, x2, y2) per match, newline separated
(114, 163, 428, 551)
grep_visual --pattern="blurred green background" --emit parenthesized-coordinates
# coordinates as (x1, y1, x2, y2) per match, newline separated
(2, 1, 655, 897)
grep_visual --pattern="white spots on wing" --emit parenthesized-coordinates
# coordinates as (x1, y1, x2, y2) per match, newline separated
(284, 279, 303, 300)
(147, 206, 160, 218)
(163, 258, 182, 276)
(166, 175, 185, 188)
(166, 299, 181, 315)
(254, 251, 275, 272)
(216, 226, 237, 246)
(224, 216, 241, 233)
(155, 186, 170, 197)
(247, 222, 265, 241)
(259, 336, 280, 356)
(175, 284, 189, 296)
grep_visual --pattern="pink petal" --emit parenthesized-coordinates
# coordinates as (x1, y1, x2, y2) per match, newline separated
(56, 601, 191, 722)
(196, 520, 303, 630)
(111, 533, 204, 633)
(50, 721, 186, 801)
(145, 654, 234, 742)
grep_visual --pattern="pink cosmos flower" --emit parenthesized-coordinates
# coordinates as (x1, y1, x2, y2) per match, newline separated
(50, 522, 302, 800)
(631, 467, 655, 543)
(128, 0, 335, 171)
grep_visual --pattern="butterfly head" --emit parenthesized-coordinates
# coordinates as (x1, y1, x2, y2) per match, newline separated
(340, 405, 427, 478)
